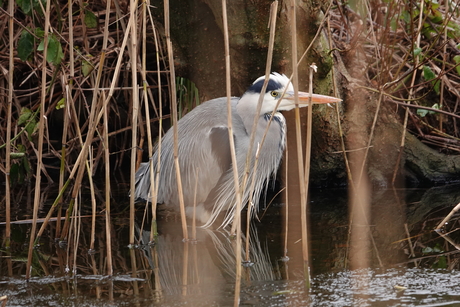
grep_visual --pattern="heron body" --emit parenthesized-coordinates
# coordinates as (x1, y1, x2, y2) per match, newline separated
(135, 73, 341, 228)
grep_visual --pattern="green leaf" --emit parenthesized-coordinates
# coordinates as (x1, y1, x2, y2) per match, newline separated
(82, 57, 94, 77)
(417, 109, 429, 117)
(37, 39, 44, 51)
(16, 0, 46, 16)
(413, 47, 422, 57)
(35, 28, 45, 38)
(422, 65, 440, 94)
(423, 66, 436, 81)
(390, 18, 397, 32)
(56, 97, 65, 110)
(17, 30, 35, 61)
(18, 108, 32, 125)
(422, 246, 433, 254)
(16, 0, 32, 15)
(434, 255, 447, 269)
(25, 118, 37, 139)
(430, 14, 442, 24)
(454, 55, 460, 76)
(417, 104, 438, 117)
(38, 34, 64, 65)
(446, 22, 460, 39)
(10, 152, 26, 159)
(401, 10, 410, 24)
(433, 79, 440, 95)
(47, 34, 64, 65)
(84, 10, 98, 28)
(433, 245, 443, 253)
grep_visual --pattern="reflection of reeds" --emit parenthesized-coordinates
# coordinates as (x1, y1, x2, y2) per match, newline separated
(136, 222, 279, 298)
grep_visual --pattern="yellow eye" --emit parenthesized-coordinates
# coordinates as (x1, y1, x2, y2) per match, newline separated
(270, 91, 279, 98)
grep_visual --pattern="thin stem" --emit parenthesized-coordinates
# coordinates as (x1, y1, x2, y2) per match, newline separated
(289, 0, 310, 288)
(220, 0, 242, 304)
(26, 0, 51, 279)
(129, 0, 140, 245)
(4, 0, 14, 249)
(164, 0, 188, 240)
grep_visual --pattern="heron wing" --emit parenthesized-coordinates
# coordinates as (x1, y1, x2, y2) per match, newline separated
(209, 126, 232, 174)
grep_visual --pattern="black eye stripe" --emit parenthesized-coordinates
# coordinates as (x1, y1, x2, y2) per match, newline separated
(247, 78, 283, 94)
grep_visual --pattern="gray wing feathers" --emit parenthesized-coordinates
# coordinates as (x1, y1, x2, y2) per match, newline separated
(134, 161, 151, 201)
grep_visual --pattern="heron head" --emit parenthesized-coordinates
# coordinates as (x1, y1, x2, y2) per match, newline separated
(241, 72, 341, 115)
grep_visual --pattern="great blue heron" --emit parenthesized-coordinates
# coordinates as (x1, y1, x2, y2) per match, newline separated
(135, 72, 341, 228)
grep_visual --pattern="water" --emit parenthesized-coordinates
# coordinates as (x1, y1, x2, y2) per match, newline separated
(2, 268, 460, 306)
(1, 184, 460, 306)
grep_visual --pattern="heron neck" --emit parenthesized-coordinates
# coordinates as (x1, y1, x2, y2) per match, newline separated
(236, 94, 266, 132)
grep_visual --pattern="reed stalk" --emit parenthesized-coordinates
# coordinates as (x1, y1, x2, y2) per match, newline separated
(102, 92, 113, 275)
(26, 0, 51, 279)
(88, 152, 97, 251)
(0, 295, 7, 307)
(220, 0, 242, 304)
(140, 0, 162, 241)
(283, 145, 289, 264)
(164, 0, 188, 240)
(289, 0, 311, 288)
(140, 0, 151, 238)
(300, 64, 316, 285)
(435, 202, 460, 231)
(129, 0, 140, 245)
(4, 0, 14, 249)
(148, 5, 163, 240)
(71, 195, 82, 275)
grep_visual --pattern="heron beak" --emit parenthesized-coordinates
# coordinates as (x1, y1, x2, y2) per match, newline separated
(285, 91, 342, 105)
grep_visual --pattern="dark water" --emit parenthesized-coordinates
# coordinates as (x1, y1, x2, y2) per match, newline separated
(1, 183, 460, 306)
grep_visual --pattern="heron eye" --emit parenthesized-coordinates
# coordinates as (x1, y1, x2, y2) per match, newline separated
(270, 91, 279, 98)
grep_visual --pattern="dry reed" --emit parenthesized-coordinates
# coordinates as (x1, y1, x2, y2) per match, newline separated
(289, 0, 311, 287)
(26, 0, 51, 279)
(164, 0, 188, 241)
(220, 0, 243, 304)
(4, 0, 14, 249)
